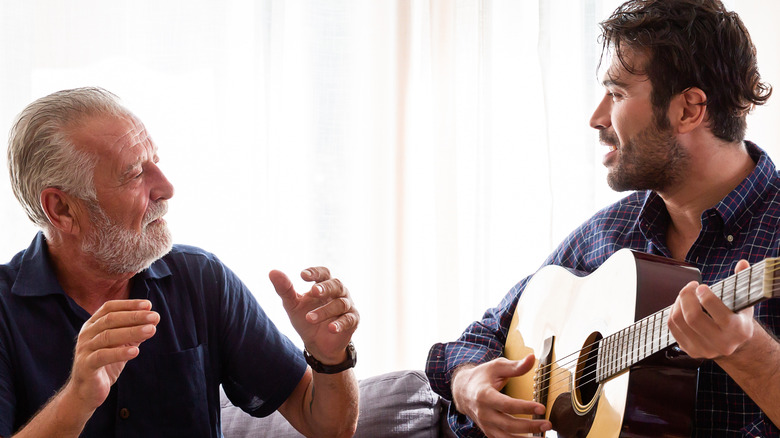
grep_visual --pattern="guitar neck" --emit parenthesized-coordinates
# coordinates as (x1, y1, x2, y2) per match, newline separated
(596, 257, 780, 382)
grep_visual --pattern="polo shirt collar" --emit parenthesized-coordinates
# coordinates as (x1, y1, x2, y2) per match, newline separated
(11, 232, 172, 297)
(141, 253, 172, 280)
(11, 232, 64, 297)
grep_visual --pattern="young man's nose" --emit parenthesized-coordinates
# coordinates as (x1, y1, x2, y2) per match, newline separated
(590, 94, 612, 130)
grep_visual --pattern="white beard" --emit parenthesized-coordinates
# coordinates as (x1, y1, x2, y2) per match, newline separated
(81, 201, 173, 274)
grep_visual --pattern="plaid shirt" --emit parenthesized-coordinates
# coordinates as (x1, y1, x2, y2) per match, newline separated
(426, 141, 780, 437)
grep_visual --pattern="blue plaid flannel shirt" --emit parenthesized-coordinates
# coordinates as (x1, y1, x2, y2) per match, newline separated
(426, 141, 780, 437)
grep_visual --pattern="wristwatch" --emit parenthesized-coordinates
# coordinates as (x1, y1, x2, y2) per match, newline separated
(303, 342, 357, 374)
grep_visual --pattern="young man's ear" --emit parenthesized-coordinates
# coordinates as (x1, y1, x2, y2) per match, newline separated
(40, 188, 86, 235)
(671, 87, 708, 134)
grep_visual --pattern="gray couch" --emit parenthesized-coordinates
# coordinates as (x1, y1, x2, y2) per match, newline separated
(220, 370, 457, 437)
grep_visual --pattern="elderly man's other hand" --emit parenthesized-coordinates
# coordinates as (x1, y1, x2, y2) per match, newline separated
(270, 268, 359, 365)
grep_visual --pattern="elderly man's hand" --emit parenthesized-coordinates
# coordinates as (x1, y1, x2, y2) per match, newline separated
(68, 300, 160, 409)
(270, 268, 359, 364)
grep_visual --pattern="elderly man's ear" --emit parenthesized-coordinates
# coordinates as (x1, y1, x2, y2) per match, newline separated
(40, 188, 87, 235)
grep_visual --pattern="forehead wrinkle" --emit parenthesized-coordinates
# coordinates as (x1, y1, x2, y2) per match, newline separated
(116, 128, 157, 180)
(115, 122, 150, 151)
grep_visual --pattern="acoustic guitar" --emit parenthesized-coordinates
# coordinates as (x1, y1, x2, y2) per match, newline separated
(503, 249, 779, 437)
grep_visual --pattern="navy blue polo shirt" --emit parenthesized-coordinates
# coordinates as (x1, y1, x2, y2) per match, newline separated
(0, 233, 307, 437)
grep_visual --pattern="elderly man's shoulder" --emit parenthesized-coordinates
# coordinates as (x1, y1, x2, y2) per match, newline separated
(147, 244, 255, 306)
(0, 240, 41, 295)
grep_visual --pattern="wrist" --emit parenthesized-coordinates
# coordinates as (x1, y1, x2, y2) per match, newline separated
(716, 320, 768, 365)
(18, 383, 93, 437)
(305, 347, 346, 365)
(451, 363, 477, 411)
(304, 343, 357, 374)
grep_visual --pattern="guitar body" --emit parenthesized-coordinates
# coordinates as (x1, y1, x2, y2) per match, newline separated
(504, 249, 703, 437)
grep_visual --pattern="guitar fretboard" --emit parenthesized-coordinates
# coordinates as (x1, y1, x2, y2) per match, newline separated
(596, 258, 779, 382)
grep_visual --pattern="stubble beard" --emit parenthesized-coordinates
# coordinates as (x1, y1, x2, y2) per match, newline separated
(602, 113, 690, 193)
(81, 201, 173, 274)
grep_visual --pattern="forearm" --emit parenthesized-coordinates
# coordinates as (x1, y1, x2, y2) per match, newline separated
(13, 384, 92, 438)
(303, 369, 359, 438)
(271, 266, 361, 436)
(717, 321, 780, 428)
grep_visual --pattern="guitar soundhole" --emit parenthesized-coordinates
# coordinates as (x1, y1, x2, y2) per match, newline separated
(574, 332, 602, 412)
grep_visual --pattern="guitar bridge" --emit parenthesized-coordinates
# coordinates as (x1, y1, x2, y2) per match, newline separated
(533, 336, 555, 417)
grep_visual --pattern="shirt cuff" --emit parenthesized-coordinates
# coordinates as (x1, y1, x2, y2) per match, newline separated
(425, 341, 498, 401)
(446, 403, 487, 438)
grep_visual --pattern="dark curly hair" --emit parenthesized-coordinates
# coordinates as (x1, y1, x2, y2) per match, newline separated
(598, 0, 771, 142)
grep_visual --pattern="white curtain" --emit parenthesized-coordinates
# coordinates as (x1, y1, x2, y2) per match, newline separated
(1, 0, 778, 379)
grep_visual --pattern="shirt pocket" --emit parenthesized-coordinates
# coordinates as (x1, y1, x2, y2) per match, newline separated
(117, 343, 212, 436)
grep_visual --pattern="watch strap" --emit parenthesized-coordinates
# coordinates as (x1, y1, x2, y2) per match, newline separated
(304, 342, 357, 374)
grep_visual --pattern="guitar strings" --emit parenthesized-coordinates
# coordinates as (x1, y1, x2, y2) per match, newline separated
(527, 259, 779, 399)
(561, 277, 764, 394)
(563, 260, 779, 396)
(536, 261, 777, 397)
(562, 271, 764, 392)
(539, 292, 742, 399)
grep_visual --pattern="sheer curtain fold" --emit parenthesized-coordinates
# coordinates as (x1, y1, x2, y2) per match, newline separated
(0, 0, 778, 378)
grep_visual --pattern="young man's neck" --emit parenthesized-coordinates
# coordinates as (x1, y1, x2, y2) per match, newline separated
(660, 139, 755, 261)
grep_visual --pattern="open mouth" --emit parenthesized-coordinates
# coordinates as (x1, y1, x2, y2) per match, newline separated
(599, 130, 619, 153)
(602, 143, 619, 167)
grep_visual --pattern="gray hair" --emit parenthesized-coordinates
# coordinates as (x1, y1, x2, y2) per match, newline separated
(7, 87, 132, 233)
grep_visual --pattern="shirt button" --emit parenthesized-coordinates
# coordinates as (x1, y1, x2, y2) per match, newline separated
(726, 235, 734, 242)
(119, 408, 130, 420)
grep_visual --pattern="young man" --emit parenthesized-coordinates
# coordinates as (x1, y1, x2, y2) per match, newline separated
(0, 87, 359, 437)
(426, 1, 779, 436)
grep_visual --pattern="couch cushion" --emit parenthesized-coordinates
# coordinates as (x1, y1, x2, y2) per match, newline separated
(220, 369, 454, 437)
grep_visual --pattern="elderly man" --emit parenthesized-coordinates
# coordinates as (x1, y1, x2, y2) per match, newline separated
(0, 87, 359, 437)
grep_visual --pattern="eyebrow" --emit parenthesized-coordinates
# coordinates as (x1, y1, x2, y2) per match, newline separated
(119, 158, 144, 180)
(602, 78, 628, 88)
